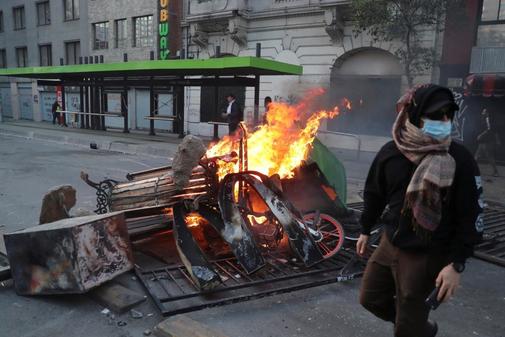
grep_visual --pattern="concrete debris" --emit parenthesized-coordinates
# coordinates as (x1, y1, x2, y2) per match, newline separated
(101, 308, 111, 315)
(130, 308, 144, 319)
(39, 185, 76, 224)
(117, 320, 127, 327)
(171, 135, 206, 190)
(90, 282, 146, 313)
(153, 315, 229, 337)
(143, 329, 152, 336)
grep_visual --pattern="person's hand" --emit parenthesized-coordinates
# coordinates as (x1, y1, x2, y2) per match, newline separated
(356, 234, 369, 257)
(221, 113, 228, 119)
(435, 264, 461, 302)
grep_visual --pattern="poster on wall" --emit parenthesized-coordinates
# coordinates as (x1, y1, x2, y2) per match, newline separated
(40, 92, 57, 122)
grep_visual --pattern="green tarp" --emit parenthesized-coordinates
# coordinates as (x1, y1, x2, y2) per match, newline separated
(309, 137, 347, 205)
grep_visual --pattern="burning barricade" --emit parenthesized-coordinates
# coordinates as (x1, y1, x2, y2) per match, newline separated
(78, 89, 361, 291)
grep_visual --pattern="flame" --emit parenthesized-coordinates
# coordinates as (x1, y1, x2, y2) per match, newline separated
(185, 213, 205, 228)
(342, 98, 352, 110)
(206, 88, 342, 180)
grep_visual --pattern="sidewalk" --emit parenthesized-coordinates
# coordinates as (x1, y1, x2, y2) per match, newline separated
(0, 119, 190, 158)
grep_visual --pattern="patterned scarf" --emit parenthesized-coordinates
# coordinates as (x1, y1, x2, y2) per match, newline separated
(392, 105, 456, 237)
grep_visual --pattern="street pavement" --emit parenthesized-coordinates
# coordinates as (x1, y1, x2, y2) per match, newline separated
(0, 121, 504, 337)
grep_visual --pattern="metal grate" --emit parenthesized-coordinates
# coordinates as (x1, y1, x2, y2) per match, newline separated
(475, 202, 505, 267)
(135, 249, 363, 316)
(347, 201, 505, 267)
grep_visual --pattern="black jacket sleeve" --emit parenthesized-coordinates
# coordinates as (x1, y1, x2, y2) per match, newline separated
(360, 151, 387, 235)
(449, 154, 484, 263)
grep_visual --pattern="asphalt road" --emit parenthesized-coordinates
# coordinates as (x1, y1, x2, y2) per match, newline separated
(1, 135, 504, 337)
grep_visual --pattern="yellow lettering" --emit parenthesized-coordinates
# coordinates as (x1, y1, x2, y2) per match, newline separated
(160, 0, 168, 7)
(160, 9, 168, 22)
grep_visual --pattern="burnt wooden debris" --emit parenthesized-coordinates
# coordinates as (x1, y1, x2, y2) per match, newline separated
(4, 212, 133, 295)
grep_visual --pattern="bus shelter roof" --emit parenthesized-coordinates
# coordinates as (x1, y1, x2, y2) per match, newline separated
(0, 56, 302, 80)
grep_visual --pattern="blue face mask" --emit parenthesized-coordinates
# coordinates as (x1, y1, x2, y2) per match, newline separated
(421, 119, 452, 140)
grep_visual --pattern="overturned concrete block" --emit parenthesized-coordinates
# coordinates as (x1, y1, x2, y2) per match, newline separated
(172, 135, 206, 190)
(5, 212, 133, 295)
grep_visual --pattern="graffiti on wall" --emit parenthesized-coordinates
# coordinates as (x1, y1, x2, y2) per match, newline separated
(451, 90, 467, 142)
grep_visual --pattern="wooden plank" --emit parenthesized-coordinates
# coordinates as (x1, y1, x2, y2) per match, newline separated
(89, 282, 146, 313)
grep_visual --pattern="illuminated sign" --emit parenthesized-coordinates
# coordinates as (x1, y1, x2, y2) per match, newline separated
(159, 0, 170, 60)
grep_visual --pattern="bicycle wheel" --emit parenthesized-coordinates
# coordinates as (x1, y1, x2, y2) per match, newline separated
(303, 212, 345, 259)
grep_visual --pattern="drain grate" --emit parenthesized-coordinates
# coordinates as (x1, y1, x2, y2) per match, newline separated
(474, 202, 505, 267)
(135, 249, 363, 316)
(348, 201, 505, 267)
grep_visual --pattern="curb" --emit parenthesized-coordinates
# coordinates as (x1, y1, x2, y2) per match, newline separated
(0, 127, 178, 158)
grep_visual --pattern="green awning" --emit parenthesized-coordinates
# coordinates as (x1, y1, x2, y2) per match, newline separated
(0, 57, 302, 79)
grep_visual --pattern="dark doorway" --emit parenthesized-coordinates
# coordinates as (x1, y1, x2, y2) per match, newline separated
(328, 75, 401, 137)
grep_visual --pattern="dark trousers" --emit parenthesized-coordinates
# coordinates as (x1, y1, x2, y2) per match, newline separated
(229, 122, 239, 135)
(359, 234, 449, 337)
(52, 111, 59, 124)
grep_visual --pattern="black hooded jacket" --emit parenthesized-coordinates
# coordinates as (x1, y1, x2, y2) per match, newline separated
(360, 140, 483, 263)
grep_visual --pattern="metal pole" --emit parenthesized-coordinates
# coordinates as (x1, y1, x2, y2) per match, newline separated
(79, 84, 84, 128)
(122, 79, 129, 133)
(176, 84, 185, 138)
(61, 85, 66, 126)
(254, 75, 260, 126)
(149, 81, 155, 136)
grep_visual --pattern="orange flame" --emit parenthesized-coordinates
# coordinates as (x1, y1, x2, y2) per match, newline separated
(206, 88, 341, 180)
(342, 98, 352, 110)
(185, 213, 205, 228)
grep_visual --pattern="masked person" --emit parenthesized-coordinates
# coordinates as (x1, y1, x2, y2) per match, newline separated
(357, 84, 483, 337)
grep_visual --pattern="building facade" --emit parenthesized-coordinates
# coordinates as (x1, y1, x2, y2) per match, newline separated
(0, 0, 89, 122)
(181, 0, 442, 137)
(440, 0, 505, 161)
(0, 0, 182, 130)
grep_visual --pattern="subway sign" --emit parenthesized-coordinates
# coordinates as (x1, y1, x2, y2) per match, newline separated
(159, 0, 170, 60)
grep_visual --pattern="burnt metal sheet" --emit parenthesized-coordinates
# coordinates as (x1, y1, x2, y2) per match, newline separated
(135, 249, 362, 317)
(198, 204, 265, 275)
(172, 203, 221, 291)
(224, 172, 324, 267)
(217, 176, 266, 274)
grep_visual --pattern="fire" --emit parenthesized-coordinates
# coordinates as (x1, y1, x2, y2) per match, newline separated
(185, 213, 205, 228)
(206, 88, 345, 180)
(342, 98, 352, 110)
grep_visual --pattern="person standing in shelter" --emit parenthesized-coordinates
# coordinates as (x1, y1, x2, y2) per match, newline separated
(223, 93, 243, 135)
(475, 108, 499, 177)
(51, 100, 61, 125)
(357, 84, 483, 337)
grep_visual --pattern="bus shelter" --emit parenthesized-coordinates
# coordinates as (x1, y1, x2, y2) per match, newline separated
(0, 56, 302, 138)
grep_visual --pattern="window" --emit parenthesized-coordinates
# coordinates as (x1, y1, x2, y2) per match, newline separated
(93, 22, 109, 49)
(0, 50, 6, 68)
(115, 19, 127, 48)
(39, 44, 52, 66)
(0, 11, 4, 32)
(133, 15, 153, 47)
(64, 0, 79, 21)
(37, 1, 51, 26)
(65, 41, 80, 65)
(16, 47, 28, 67)
(13, 6, 25, 30)
(481, 0, 505, 21)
